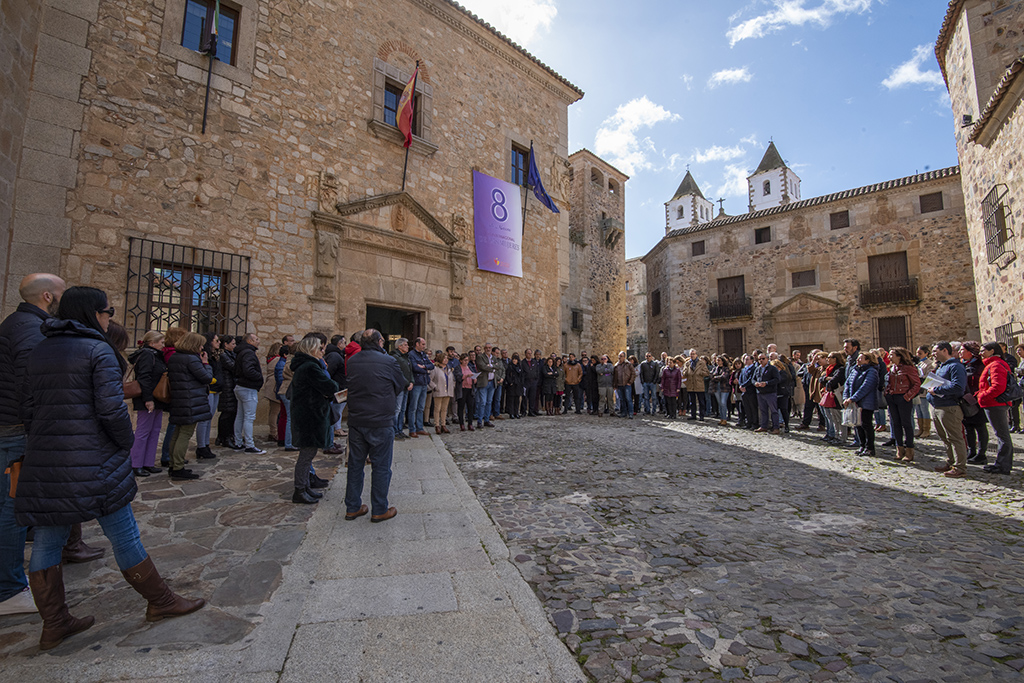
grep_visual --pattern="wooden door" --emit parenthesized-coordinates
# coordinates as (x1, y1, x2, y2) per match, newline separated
(722, 329, 744, 358)
(717, 276, 745, 302)
(877, 317, 908, 349)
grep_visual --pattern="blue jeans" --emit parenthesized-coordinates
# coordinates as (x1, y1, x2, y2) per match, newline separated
(345, 426, 394, 516)
(408, 385, 428, 433)
(29, 504, 147, 572)
(281, 396, 295, 448)
(0, 433, 27, 601)
(616, 386, 633, 417)
(716, 391, 729, 420)
(233, 386, 259, 448)
(475, 382, 495, 425)
(195, 392, 219, 448)
(914, 399, 931, 419)
(394, 390, 409, 435)
(642, 383, 656, 414)
(491, 384, 503, 418)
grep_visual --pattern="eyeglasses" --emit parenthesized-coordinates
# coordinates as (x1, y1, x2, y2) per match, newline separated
(98, 307, 115, 316)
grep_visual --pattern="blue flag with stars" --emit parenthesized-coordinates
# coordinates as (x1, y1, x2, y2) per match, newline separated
(527, 144, 560, 214)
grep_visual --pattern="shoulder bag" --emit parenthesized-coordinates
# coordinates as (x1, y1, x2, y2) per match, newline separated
(123, 362, 142, 400)
(152, 372, 171, 404)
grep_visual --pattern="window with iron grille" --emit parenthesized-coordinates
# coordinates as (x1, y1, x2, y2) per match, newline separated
(125, 238, 249, 343)
(571, 309, 583, 331)
(754, 226, 771, 244)
(876, 316, 910, 350)
(791, 269, 816, 288)
(721, 329, 744, 358)
(182, 0, 240, 66)
(982, 184, 1013, 264)
(830, 210, 850, 230)
(919, 191, 944, 213)
(651, 289, 662, 317)
(692, 240, 706, 257)
(994, 322, 1024, 347)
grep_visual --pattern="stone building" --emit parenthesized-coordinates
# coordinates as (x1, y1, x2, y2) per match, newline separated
(936, 0, 1024, 348)
(643, 144, 980, 358)
(625, 257, 647, 359)
(0, 0, 587, 353)
(564, 149, 628, 355)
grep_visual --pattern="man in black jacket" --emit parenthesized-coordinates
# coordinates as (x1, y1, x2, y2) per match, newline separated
(344, 330, 405, 523)
(753, 353, 781, 434)
(324, 336, 346, 438)
(232, 333, 265, 454)
(0, 274, 106, 617)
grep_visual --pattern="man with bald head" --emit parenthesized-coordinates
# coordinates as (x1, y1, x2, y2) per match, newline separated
(1, 275, 72, 614)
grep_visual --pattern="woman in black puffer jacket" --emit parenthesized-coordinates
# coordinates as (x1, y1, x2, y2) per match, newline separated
(166, 332, 213, 480)
(127, 330, 169, 477)
(16, 286, 204, 651)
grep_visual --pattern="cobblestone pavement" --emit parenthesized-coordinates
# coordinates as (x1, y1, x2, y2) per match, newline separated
(444, 414, 1024, 683)
(0, 442, 340, 661)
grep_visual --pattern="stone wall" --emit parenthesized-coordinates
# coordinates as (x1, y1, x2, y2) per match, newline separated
(643, 170, 979, 358)
(625, 257, 647, 358)
(943, 2, 1024, 344)
(565, 150, 627, 356)
(12, 0, 581, 350)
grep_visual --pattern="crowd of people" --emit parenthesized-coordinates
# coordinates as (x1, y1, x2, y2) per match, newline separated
(2, 270, 1022, 650)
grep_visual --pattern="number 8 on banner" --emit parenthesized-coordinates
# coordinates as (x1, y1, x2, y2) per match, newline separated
(491, 188, 507, 222)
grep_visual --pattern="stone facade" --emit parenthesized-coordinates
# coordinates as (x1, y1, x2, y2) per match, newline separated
(564, 149, 627, 356)
(625, 257, 647, 358)
(937, 0, 1024, 347)
(0, 0, 585, 353)
(643, 167, 980, 358)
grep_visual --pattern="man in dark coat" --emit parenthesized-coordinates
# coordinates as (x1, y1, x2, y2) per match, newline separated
(344, 330, 405, 523)
(0, 274, 106, 618)
(232, 333, 265, 453)
(753, 353, 781, 434)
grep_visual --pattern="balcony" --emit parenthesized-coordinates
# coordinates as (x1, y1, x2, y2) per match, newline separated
(859, 278, 920, 307)
(709, 297, 752, 321)
(601, 217, 624, 248)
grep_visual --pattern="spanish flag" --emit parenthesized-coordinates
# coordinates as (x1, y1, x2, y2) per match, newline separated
(396, 66, 419, 148)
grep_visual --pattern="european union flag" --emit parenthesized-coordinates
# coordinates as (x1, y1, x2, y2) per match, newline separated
(527, 144, 560, 214)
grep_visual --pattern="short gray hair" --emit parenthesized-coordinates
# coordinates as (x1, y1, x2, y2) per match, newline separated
(396, 337, 409, 348)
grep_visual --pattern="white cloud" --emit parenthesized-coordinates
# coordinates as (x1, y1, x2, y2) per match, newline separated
(882, 44, 945, 90)
(716, 164, 750, 199)
(727, 0, 874, 47)
(708, 67, 753, 88)
(692, 144, 745, 163)
(740, 134, 759, 146)
(594, 97, 680, 175)
(682, 74, 694, 90)
(456, 0, 557, 46)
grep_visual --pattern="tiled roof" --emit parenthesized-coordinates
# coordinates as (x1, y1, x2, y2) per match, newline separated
(753, 141, 786, 174)
(442, 0, 583, 98)
(569, 148, 630, 179)
(935, 1, 965, 81)
(968, 56, 1024, 142)
(663, 166, 961, 239)
(671, 171, 704, 200)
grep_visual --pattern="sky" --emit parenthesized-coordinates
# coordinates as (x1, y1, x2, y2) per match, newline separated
(455, 0, 959, 259)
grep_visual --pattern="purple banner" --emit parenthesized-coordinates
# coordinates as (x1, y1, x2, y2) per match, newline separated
(473, 170, 523, 278)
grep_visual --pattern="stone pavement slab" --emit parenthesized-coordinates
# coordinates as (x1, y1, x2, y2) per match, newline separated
(0, 432, 584, 683)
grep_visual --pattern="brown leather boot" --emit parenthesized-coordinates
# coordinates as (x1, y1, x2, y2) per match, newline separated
(121, 556, 205, 622)
(904, 447, 915, 462)
(895, 445, 905, 461)
(62, 523, 105, 564)
(919, 419, 931, 438)
(28, 564, 94, 650)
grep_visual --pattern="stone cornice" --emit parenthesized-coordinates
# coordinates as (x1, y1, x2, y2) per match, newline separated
(332, 192, 457, 245)
(311, 211, 453, 267)
(367, 120, 439, 156)
(408, 0, 584, 105)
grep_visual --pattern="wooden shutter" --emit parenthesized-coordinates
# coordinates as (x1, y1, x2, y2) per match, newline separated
(722, 329, 744, 357)
(920, 192, 943, 213)
(718, 276, 745, 302)
(867, 252, 908, 286)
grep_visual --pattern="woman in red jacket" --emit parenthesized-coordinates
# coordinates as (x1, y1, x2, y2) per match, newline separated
(978, 341, 1015, 474)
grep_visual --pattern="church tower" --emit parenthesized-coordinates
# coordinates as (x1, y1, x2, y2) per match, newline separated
(747, 141, 800, 212)
(665, 170, 714, 233)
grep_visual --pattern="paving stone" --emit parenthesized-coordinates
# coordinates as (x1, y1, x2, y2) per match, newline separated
(210, 560, 283, 607)
(780, 634, 809, 656)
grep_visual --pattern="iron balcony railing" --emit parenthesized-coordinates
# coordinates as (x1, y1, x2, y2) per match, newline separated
(709, 297, 752, 320)
(859, 278, 920, 307)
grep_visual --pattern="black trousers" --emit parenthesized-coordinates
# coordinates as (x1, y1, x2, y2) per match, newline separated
(665, 395, 678, 418)
(741, 391, 758, 430)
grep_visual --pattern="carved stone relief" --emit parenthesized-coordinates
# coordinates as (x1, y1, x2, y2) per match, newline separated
(391, 205, 406, 233)
(313, 229, 340, 300)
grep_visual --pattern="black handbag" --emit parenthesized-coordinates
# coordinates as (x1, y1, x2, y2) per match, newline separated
(958, 392, 980, 418)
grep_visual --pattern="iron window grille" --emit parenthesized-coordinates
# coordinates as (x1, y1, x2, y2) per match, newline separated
(994, 322, 1024, 347)
(709, 297, 753, 321)
(571, 309, 583, 331)
(692, 240, 706, 256)
(982, 184, 1014, 265)
(754, 226, 771, 244)
(125, 238, 250, 343)
(875, 315, 911, 350)
(830, 210, 850, 230)
(919, 191, 944, 213)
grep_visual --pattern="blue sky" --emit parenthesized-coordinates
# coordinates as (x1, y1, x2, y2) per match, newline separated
(456, 0, 958, 259)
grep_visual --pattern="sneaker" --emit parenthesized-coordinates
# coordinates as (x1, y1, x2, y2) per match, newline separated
(232, 442, 246, 451)
(244, 447, 266, 455)
(0, 587, 37, 615)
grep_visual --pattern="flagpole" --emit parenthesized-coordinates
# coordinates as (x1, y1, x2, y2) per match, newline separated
(401, 61, 419, 192)
(200, 3, 220, 134)
(201, 45, 214, 134)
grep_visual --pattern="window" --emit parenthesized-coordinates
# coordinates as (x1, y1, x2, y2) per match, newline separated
(830, 210, 850, 230)
(182, 0, 239, 65)
(591, 168, 604, 185)
(791, 269, 816, 288)
(763, 180, 771, 196)
(722, 329, 744, 358)
(605, 291, 610, 302)
(754, 227, 771, 244)
(920, 192, 944, 213)
(382, 83, 420, 135)
(625, 281, 630, 291)
(125, 238, 250, 342)
(982, 184, 1013, 264)
(876, 316, 909, 349)
(651, 289, 662, 317)
(677, 206, 685, 220)
(717, 276, 745, 302)
(571, 309, 583, 331)
(609, 178, 619, 195)
(626, 315, 630, 327)
(510, 144, 529, 187)
(868, 251, 909, 286)
(371, 58, 435, 151)
(692, 240, 706, 257)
